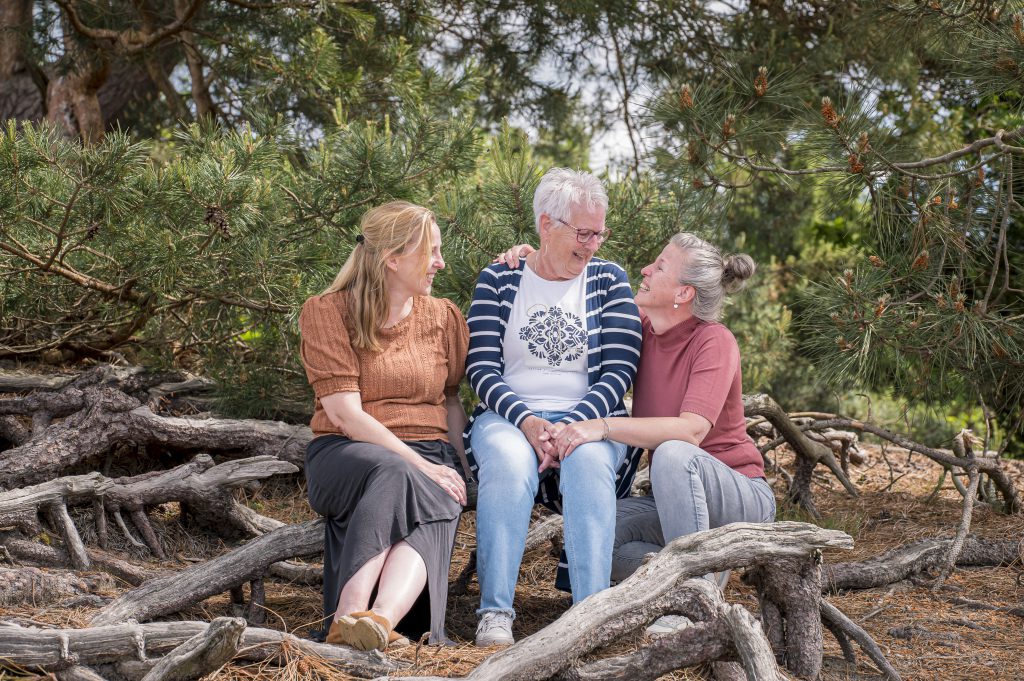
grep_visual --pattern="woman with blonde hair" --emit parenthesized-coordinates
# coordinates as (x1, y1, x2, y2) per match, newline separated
(299, 200, 469, 650)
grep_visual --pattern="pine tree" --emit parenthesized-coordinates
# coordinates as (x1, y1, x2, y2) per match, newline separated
(647, 2, 1024, 449)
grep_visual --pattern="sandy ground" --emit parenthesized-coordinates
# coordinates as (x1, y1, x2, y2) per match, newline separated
(2, 443, 1021, 681)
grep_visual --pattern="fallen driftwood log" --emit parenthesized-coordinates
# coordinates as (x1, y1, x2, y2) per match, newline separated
(823, 535, 1024, 592)
(388, 522, 854, 681)
(92, 520, 322, 626)
(0, 386, 310, 491)
(558, 579, 784, 681)
(0, 618, 402, 679)
(139, 617, 245, 681)
(0, 567, 114, 606)
(743, 394, 858, 518)
(0, 455, 297, 561)
(1, 537, 162, 586)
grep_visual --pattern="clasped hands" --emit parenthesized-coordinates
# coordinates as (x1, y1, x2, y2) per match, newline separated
(520, 415, 606, 473)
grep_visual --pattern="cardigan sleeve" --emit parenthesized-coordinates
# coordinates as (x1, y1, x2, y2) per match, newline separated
(560, 263, 642, 423)
(465, 265, 534, 427)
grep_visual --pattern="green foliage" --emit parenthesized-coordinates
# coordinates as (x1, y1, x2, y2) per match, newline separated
(4, 0, 1023, 456)
(644, 2, 1024, 450)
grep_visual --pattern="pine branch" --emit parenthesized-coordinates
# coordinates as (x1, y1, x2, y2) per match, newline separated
(54, 0, 204, 54)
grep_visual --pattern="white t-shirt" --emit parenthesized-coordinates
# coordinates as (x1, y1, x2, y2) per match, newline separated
(503, 263, 589, 412)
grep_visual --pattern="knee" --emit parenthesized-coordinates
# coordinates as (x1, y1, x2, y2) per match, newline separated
(651, 440, 704, 478)
(561, 441, 617, 480)
(476, 444, 537, 489)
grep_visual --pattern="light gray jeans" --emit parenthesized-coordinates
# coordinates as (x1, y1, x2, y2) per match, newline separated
(611, 440, 776, 582)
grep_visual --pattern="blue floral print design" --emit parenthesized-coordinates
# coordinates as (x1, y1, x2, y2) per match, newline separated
(518, 306, 587, 366)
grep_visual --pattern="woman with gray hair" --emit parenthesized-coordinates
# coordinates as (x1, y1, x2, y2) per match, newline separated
(500, 231, 774, 629)
(548, 233, 775, 600)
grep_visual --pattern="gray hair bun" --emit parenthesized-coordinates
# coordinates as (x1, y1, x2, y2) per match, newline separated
(721, 253, 756, 294)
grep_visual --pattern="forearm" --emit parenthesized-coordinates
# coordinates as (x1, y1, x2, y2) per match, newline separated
(322, 398, 425, 469)
(602, 416, 705, 450)
(445, 394, 468, 458)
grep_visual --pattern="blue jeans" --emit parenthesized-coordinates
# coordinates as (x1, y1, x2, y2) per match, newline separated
(471, 409, 628, 616)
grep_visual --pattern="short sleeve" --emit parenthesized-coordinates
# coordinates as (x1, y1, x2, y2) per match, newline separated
(442, 298, 469, 396)
(678, 327, 740, 426)
(298, 294, 360, 398)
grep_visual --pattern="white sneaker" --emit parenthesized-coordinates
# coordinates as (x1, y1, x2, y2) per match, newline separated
(645, 614, 692, 637)
(475, 611, 514, 647)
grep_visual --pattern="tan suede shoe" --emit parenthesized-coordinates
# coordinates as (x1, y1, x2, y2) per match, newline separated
(325, 612, 388, 651)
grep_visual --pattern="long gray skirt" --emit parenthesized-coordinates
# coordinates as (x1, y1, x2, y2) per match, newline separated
(305, 435, 462, 645)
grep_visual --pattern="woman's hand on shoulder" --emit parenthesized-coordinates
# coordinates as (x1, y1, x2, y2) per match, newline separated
(493, 243, 535, 268)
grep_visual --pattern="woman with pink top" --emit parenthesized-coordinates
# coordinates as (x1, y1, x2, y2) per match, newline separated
(501, 232, 775, 594)
(547, 233, 774, 587)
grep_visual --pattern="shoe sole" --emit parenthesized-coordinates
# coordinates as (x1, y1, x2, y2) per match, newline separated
(326, 615, 388, 651)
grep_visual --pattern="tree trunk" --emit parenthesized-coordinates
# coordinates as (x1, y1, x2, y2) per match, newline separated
(745, 554, 824, 679)
(0, 0, 43, 122)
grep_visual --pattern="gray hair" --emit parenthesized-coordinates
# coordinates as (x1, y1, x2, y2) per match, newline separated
(671, 232, 756, 322)
(533, 167, 608, 232)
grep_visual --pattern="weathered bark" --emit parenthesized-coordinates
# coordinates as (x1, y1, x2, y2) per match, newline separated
(0, 455, 296, 560)
(0, 414, 30, 446)
(48, 500, 91, 569)
(404, 523, 851, 681)
(0, 620, 402, 679)
(933, 433, 983, 590)
(0, 366, 217, 426)
(174, 0, 216, 119)
(0, 0, 42, 122)
(722, 604, 785, 681)
(743, 394, 858, 518)
(524, 513, 564, 553)
(92, 519, 323, 625)
(562, 579, 786, 681)
(0, 386, 310, 490)
(561, 587, 735, 681)
(0, 473, 110, 528)
(140, 617, 244, 681)
(0, 370, 80, 392)
(824, 536, 1023, 592)
(819, 600, 901, 681)
(810, 416, 1020, 513)
(946, 596, 1024, 618)
(1, 536, 163, 585)
(267, 559, 322, 585)
(0, 566, 114, 606)
(56, 666, 110, 681)
(745, 554, 824, 679)
(103, 454, 298, 540)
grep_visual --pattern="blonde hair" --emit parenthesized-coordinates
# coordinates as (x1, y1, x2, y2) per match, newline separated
(323, 201, 435, 351)
(670, 232, 756, 322)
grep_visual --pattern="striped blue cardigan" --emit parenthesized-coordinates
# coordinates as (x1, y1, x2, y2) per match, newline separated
(462, 257, 644, 510)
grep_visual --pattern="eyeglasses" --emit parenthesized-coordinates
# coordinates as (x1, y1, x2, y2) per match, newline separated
(555, 218, 611, 245)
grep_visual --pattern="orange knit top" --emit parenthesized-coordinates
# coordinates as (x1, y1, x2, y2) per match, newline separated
(299, 291, 469, 441)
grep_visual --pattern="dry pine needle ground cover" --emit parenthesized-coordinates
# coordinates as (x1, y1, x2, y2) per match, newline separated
(2, 445, 1021, 681)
